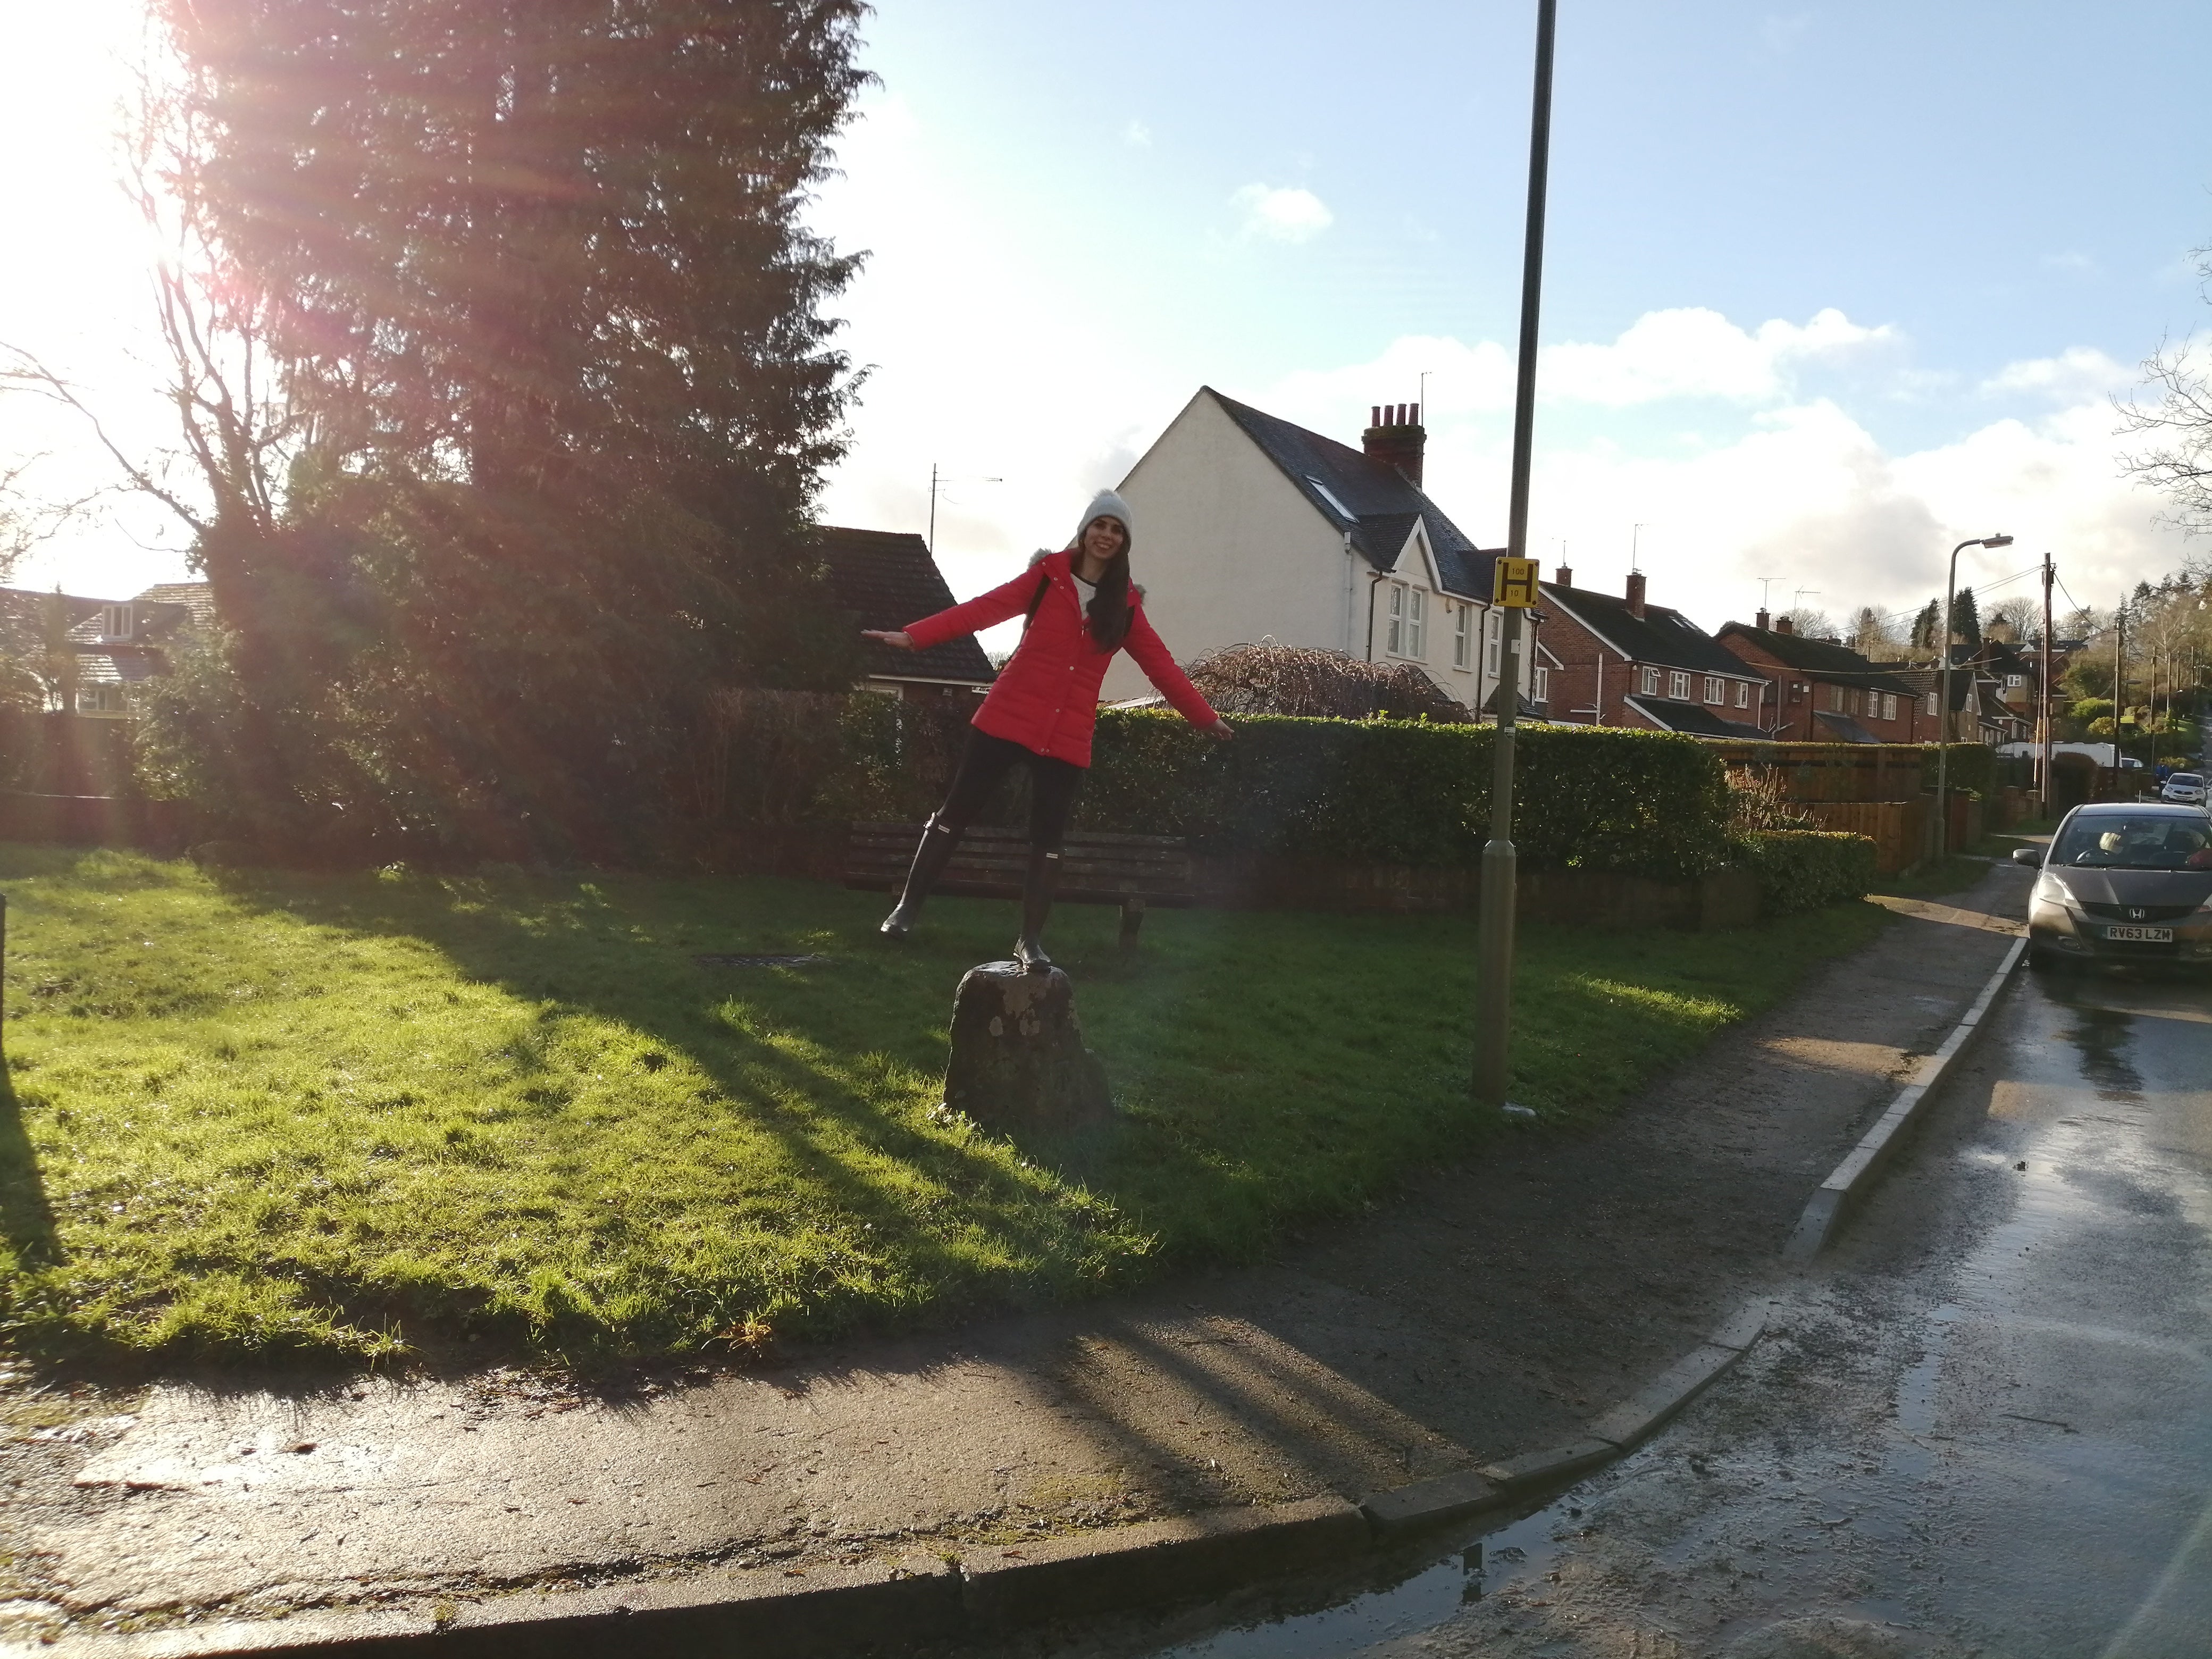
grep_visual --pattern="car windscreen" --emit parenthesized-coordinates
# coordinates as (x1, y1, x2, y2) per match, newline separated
(2169, 774, 2203, 786)
(2051, 814, 2212, 869)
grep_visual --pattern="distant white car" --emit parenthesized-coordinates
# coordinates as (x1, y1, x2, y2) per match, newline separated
(2163, 772, 2208, 805)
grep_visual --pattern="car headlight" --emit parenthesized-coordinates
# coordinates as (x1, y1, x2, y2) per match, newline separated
(2032, 873, 2069, 905)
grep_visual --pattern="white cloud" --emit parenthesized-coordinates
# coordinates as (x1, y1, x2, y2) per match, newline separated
(1256, 328, 2185, 632)
(1979, 346, 2131, 403)
(1122, 119, 1152, 148)
(1231, 183, 1333, 244)
(1543, 307, 1895, 406)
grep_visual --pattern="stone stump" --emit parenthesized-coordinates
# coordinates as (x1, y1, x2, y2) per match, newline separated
(943, 962, 1112, 1137)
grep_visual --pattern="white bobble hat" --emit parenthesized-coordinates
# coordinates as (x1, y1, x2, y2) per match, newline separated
(1073, 489, 1135, 548)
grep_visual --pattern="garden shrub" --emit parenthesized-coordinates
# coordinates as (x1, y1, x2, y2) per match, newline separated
(1733, 830, 1878, 914)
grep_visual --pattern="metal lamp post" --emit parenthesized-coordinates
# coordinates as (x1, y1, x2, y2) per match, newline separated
(1472, 0, 1559, 1111)
(1934, 533, 2013, 858)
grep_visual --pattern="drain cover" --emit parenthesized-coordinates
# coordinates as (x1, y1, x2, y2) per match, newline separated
(692, 952, 830, 969)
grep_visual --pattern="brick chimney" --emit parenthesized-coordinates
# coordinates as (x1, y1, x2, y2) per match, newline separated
(1774, 615, 1795, 636)
(1554, 564, 1573, 588)
(1756, 607, 1770, 631)
(1625, 569, 1647, 619)
(1361, 402, 1426, 486)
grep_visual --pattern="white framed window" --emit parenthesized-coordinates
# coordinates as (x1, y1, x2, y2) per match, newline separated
(2005, 674, 2024, 689)
(1735, 681, 1750, 709)
(1534, 665, 1549, 702)
(1668, 670, 1691, 701)
(1453, 604, 1472, 671)
(76, 685, 129, 715)
(1704, 675, 1725, 704)
(1824, 684, 1844, 713)
(1386, 583, 1425, 658)
(102, 604, 132, 640)
(1926, 692, 1940, 716)
(1639, 665, 1660, 697)
(1485, 610, 1502, 677)
(1882, 693, 1898, 722)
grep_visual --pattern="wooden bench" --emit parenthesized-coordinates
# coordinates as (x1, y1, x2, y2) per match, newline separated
(844, 823, 1196, 946)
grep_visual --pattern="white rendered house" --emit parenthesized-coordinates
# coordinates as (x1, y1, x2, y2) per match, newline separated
(1102, 388, 1549, 714)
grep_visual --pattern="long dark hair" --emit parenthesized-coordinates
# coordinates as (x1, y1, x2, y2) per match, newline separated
(1028, 520, 1135, 651)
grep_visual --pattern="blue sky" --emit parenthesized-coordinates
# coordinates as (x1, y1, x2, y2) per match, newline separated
(7, 0, 2209, 638)
(806, 0, 2212, 639)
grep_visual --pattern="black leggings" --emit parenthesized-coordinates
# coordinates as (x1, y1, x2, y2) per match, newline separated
(934, 728, 1084, 851)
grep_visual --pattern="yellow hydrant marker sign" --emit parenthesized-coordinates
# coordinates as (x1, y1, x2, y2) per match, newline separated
(1492, 556, 1540, 608)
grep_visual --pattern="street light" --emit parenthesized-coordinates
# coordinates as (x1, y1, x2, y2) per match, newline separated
(1935, 533, 2013, 858)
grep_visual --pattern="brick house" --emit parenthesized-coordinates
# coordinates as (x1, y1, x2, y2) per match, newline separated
(1538, 567, 1769, 739)
(1717, 615, 1937, 743)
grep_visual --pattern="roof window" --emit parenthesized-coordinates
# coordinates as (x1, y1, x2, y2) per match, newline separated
(1304, 476, 1354, 520)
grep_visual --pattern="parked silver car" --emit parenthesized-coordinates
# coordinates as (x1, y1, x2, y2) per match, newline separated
(2160, 771, 2207, 805)
(2014, 802, 2212, 969)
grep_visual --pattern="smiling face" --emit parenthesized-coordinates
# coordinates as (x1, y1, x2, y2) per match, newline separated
(1081, 516, 1128, 562)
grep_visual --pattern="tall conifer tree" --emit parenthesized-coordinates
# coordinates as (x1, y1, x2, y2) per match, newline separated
(154, 0, 868, 850)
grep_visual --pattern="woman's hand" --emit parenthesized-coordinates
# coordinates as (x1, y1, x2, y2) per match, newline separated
(861, 629, 916, 650)
(1206, 718, 1235, 742)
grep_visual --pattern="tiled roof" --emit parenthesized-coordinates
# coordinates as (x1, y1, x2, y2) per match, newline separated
(816, 526, 994, 686)
(1549, 586, 1759, 679)
(1720, 623, 1920, 693)
(1812, 710, 1880, 744)
(74, 652, 164, 686)
(132, 582, 217, 628)
(0, 587, 108, 641)
(64, 597, 202, 647)
(1625, 696, 1769, 741)
(1204, 390, 1502, 597)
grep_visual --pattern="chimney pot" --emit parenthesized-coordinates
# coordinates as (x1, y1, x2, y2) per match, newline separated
(1775, 616, 1795, 635)
(1554, 564, 1573, 588)
(1625, 569, 1647, 619)
(1756, 607, 1770, 631)
(1371, 405, 1382, 428)
(1360, 399, 1426, 485)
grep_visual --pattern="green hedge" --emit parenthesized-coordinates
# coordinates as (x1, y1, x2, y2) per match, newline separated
(735, 698, 1735, 881)
(1080, 711, 1731, 881)
(1733, 830, 1877, 915)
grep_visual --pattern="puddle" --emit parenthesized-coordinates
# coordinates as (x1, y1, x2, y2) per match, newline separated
(1154, 1495, 1574, 1657)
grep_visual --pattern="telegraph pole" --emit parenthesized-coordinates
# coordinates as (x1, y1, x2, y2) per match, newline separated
(2040, 552, 2054, 817)
(1472, 0, 1559, 1111)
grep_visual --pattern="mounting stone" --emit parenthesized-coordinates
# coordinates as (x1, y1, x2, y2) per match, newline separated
(943, 962, 1112, 1138)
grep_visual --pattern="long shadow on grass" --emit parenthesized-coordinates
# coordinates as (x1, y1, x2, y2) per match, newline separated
(0, 1059, 61, 1272)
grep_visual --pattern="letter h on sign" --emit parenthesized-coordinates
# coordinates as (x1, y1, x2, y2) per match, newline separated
(1492, 557, 1540, 608)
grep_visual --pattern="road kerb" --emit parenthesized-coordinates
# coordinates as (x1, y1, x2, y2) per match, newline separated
(1784, 935, 2026, 1261)
(957, 1496, 1366, 1631)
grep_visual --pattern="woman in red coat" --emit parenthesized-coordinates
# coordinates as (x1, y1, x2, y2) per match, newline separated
(862, 490, 1232, 970)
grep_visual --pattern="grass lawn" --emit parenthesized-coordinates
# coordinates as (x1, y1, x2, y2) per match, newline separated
(0, 846, 1888, 1365)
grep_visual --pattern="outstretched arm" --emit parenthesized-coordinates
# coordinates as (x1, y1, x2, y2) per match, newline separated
(1122, 604, 1233, 739)
(895, 565, 1046, 651)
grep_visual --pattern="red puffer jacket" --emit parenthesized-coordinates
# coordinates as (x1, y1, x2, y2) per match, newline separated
(903, 550, 1220, 766)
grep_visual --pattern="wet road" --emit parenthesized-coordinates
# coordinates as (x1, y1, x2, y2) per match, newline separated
(978, 960, 2212, 1659)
